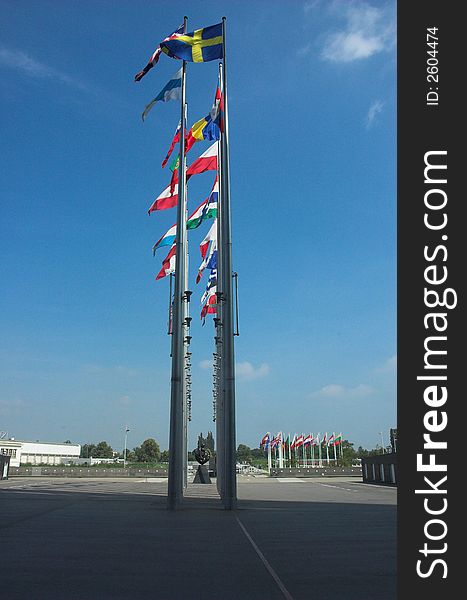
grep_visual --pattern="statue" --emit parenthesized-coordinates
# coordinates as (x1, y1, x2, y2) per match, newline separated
(194, 442, 211, 465)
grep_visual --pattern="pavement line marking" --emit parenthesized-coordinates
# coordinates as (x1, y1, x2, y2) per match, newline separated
(236, 516, 294, 600)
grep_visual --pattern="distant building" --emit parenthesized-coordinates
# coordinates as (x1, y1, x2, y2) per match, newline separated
(0, 439, 81, 467)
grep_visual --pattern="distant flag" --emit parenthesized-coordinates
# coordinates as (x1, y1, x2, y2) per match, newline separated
(186, 141, 219, 179)
(328, 433, 335, 446)
(156, 243, 176, 280)
(260, 433, 270, 448)
(134, 23, 184, 81)
(295, 434, 304, 448)
(322, 433, 327, 446)
(199, 221, 217, 259)
(197, 244, 217, 283)
(141, 68, 182, 121)
(303, 434, 312, 447)
(185, 86, 223, 151)
(160, 23, 223, 63)
(201, 269, 217, 304)
(162, 120, 181, 168)
(152, 223, 176, 255)
(201, 292, 217, 321)
(186, 177, 218, 229)
(147, 180, 179, 214)
(334, 433, 343, 446)
(290, 434, 296, 450)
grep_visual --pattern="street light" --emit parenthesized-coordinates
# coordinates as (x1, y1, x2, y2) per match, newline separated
(380, 431, 385, 454)
(123, 426, 130, 468)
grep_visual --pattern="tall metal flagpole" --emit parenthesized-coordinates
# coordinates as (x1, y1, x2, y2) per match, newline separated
(220, 17, 237, 510)
(167, 15, 188, 510)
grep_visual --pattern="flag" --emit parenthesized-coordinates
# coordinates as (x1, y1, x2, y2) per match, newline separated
(295, 434, 304, 448)
(328, 433, 335, 446)
(186, 177, 218, 229)
(260, 433, 270, 448)
(134, 23, 184, 81)
(147, 181, 178, 214)
(152, 223, 176, 255)
(322, 433, 327, 446)
(160, 23, 223, 63)
(201, 293, 217, 320)
(185, 86, 222, 151)
(199, 221, 217, 259)
(186, 141, 219, 179)
(333, 433, 343, 446)
(197, 243, 217, 283)
(141, 69, 182, 121)
(303, 434, 312, 447)
(156, 244, 176, 280)
(162, 120, 181, 168)
(201, 269, 217, 304)
(290, 435, 296, 450)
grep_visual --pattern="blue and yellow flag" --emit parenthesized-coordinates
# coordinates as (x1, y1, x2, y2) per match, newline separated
(161, 23, 223, 63)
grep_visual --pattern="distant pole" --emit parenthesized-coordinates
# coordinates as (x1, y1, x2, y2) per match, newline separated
(167, 15, 188, 511)
(220, 16, 237, 510)
(123, 426, 129, 468)
(267, 438, 272, 474)
(380, 431, 385, 454)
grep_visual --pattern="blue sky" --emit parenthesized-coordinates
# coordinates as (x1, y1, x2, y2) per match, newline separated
(0, 0, 396, 452)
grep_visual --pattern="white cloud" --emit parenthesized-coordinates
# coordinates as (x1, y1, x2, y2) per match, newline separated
(0, 46, 89, 91)
(321, 2, 395, 63)
(375, 354, 397, 373)
(310, 383, 374, 399)
(236, 362, 270, 382)
(198, 359, 212, 371)
(366, 99, 384, 128)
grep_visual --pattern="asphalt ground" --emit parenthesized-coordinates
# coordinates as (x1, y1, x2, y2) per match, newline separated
(0, 476, 396, 600)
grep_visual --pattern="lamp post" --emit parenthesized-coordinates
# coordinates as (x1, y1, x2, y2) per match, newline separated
(380, 431, 385, 454)
(123, 426, 130, 468)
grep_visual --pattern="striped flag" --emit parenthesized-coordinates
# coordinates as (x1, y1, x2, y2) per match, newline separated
(141, 69, 182, 121)
(162, 120, 181, 168)
(186, 177, 218, 229)
(152, 223, 176, 255)
(147, 181, 178, 214)
(134, 23, 184, 82)
(155, 244, 176, 280)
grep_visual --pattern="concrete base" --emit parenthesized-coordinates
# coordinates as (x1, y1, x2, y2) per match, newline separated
(193, 465, 211, 484)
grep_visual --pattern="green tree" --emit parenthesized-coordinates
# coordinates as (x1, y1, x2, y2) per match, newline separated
(94, 441, 114, 458)
(80, 443, 96, 458)
(206, 431, 215, 452)
(134, 438, 161, 463)
(160, 450, 169, 462)
(236, 444, 252, 464)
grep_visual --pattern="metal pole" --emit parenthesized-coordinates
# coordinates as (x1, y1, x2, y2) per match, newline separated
(220, 17, 237, 510)
(167, 16, 188, 510)
(123, 427, 129, 469)
(380, 431, 385, 454)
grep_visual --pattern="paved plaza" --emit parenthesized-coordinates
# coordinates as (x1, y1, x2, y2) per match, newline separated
(0, 476, 396, 599)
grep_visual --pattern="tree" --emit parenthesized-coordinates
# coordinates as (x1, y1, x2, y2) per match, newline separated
(206, 431, 215, 452)
(134, 438, 161, 463)
(80, 443, 96, 458)
(94, 441, 114, 458)
(160, 450, 169, 462)
(236, 444, 252, 464)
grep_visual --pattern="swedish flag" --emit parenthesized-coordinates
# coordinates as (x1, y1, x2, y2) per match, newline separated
(161, 23, 223, 63)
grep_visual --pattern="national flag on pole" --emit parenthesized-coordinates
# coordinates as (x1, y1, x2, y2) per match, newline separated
(199, 221, 217, 259)
(186, 178, 218, 229)
(134, 23, 184, 81)
(322, 433, 328, 446)
(141, 69, 182, 121)
(303, 434, 312, 447)
(295, 434, 304, 448)
(186, 86, 223, 151)
(290, 434, 296, 450)
(152, 223, 176, 255)
(162, 120, 181, 168)
(333, 433, 343, 446)
(260, 433, 270, 449)
(197, 243, 217, 283)
(201, 293, 217, 321)
(147, 180, 179, 214)
(155, 243, 176, 280)
(186, 141, 218, 179)
(160, 23, 223, 63)
(201, 274, 217, 304)
(328, 433, 335, 446)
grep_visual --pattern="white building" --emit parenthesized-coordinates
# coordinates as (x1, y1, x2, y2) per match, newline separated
(0, 439, 81, 467)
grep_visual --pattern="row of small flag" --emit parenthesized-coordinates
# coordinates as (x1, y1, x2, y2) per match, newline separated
(260, 432, 343, 450)
(134, 21, 225, 320)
